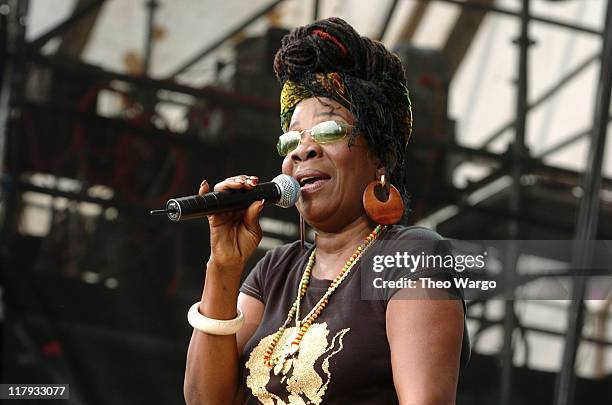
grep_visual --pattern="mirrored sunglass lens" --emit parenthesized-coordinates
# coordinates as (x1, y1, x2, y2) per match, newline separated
(277, 131, 301, 155)
(311, 121, 348, 143)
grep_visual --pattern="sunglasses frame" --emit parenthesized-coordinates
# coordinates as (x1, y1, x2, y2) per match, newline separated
(277, 120, 353, 156)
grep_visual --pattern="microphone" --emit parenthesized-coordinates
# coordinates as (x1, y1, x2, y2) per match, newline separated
(150, 174, 300, 221)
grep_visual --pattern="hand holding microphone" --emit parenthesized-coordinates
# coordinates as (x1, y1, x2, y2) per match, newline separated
(150, 174, 300, 270)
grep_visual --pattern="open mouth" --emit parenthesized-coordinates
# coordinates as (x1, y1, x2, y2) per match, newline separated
(299, 176, 329, 186)
(297, 172, 332, 192)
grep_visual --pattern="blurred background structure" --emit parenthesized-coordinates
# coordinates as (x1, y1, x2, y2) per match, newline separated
(0, 0, 611, 404)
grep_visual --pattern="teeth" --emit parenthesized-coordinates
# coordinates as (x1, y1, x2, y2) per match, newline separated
(299, 174, 330, 186)
(300, 177, 315, 186)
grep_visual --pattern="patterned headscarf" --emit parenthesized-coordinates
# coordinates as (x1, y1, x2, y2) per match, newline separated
(279, 72, 412, 146)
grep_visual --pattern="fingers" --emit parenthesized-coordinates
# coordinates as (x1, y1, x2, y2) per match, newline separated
(197, 175, 259, 195)
(213, 175, 259, 192)
(243, 199, 265, 235)
(197, 175, 261, 229)
(198, 180, 210, 196)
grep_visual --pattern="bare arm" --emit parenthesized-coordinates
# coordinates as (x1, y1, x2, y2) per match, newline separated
(386, 289, 464, 405)
(183, 176, 265, 405)
(184, 278, 264, 404)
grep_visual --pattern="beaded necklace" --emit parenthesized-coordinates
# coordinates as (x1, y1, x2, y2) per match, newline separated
(264, 224, 386, 374)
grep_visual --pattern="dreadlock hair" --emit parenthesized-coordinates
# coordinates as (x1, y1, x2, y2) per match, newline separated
(273, 17, 413, 214)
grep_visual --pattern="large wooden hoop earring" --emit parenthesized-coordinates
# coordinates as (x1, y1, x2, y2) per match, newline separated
(362, 175, 404, 225)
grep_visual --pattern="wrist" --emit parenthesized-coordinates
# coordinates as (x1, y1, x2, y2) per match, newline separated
(200, 260, 244, 320)
(206, 257, 246, 276)
(187, 302, 244, 334)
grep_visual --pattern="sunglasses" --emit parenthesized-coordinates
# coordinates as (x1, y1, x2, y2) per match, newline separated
(277, 120, 354, 156)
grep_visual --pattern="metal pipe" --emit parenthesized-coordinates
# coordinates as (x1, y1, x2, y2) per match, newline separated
(409, 136, 612, 188)
(501, 1, 532, 403)
(143, 0, 159, 76)
(27, 0, 105, 50)
(313, 0, 319, 21)
(466, 314, 612, 347)
(553, 0, 612, 403)
(0, 3, 12, 177)
(393, 0, 429, 45)
(27, 53, 277, 112)
(434, 0, 602, 36)
(378, 0, 399, 41)
(0, 0, 30, 382)
(0, 0, 28, 233)
(13, 180, 155, 216)
(480, 51, 600, 149)
(537, 116, 612, 158)
(168, 0, 286, 77)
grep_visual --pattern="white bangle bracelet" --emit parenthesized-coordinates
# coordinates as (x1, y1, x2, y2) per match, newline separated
(187, 302, 245, 335)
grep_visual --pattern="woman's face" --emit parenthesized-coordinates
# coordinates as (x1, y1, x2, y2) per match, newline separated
(281, 97, 379, 231)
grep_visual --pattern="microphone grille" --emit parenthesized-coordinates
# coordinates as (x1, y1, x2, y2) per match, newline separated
(272, 174, 301, 208)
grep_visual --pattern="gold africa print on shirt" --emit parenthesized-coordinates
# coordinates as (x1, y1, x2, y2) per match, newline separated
(245, 322, 350, 405)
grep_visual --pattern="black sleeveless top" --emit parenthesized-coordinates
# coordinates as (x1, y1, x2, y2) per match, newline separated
(239, 225, 469, 404)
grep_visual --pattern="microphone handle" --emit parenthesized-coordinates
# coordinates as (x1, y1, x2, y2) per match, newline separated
(166, 182, 280, 221)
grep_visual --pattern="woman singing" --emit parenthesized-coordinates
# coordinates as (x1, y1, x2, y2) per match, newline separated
(184, 17, 468, 405)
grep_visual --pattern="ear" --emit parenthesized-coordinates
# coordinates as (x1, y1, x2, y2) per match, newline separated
(376, 165, 385, 181)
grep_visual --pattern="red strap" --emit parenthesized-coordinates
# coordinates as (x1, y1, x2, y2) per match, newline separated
(311, 29, 348, 56)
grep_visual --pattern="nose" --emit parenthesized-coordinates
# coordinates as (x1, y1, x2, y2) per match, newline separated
(289, 132, 322, 162)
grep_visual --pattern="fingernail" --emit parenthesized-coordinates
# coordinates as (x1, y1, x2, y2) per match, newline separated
(247, 179, 256, 186)
(200, 180, 207, 187)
